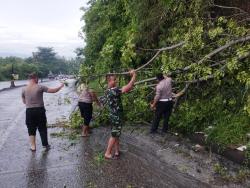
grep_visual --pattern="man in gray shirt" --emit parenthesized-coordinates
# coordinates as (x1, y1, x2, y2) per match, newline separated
(22, 73, 64, 151)
(150, 73, 174, 134)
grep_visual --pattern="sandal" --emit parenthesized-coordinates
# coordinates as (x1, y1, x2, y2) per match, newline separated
(30, 148, 36, 152)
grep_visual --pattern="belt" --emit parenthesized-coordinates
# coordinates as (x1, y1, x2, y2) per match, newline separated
(159, 98, 172, 102)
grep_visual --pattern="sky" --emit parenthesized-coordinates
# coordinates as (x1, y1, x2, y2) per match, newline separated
(0, 0, 88, 58)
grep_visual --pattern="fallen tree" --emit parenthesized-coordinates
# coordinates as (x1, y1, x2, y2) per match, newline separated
(80, 0, 250, 158)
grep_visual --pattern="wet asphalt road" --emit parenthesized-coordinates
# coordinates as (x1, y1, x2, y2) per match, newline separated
(0, 80, 28, 90)
(0, 80, 210, 188)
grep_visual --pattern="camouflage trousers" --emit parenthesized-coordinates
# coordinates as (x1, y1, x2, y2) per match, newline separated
(110, 113, 123, 138)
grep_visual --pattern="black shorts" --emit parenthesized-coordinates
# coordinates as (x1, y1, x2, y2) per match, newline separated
(78, 102, 93, 126)
(26, 107, 47, 136)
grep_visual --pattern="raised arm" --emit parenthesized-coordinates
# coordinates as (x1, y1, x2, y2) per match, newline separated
(121, 70, 136, 93)
(47, 83, 64, 93)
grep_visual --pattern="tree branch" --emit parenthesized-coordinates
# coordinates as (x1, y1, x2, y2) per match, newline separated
(137, 41, 185, 52)
(182, 35, 250, 72)
(83, 36, 249, 87)
(135, 51, 250, 85)
(212, 4, 249, 15)
(81, 41, 184, 80)
(115, 41, 185, 75)
(116, 50, 161, 75)
(135, 77, 157, 85)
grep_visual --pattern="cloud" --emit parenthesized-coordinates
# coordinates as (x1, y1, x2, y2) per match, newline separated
(0, 25, 84, 57)
(0, 0, 87, 58)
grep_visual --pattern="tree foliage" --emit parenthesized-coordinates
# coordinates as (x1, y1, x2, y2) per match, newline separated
(80, 0, 250, 148)
(0, 47, 81, 81)
(32, 47, 57, 64)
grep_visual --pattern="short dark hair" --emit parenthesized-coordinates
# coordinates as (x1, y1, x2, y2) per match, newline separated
(28, 73, 38, 80)
(106, 73, 116, 81)
(156, 73, 164, 81)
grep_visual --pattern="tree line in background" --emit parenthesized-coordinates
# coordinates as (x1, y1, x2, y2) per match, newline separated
(79, 0, 250, 151)
(0, 47, 81, 81)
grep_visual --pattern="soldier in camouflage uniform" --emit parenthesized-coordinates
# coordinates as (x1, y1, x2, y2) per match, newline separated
(104, 70, 136, 159)
(105, 87, 123, 137)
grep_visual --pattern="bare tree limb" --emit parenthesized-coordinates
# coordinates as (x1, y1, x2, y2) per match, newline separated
(135, 51, 250, 86)
(137, 41, 185, 51)
(209, 60, 226, 68)
(80, 41, 184, 80)
(135, 77, 157, 85)
(145, 84, 157, 88)
(238, 17, 250, 23)
(115, 50, 161, 75)
(115, 41, 185, 75)
(185, 74, 217, 84)
(146, 36, 249, 82)
(83, 36, 249, 87)
(182, 35, 250, 72)
(212, 4, 249, 15)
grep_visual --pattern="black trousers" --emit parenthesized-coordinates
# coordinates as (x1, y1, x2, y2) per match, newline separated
(26, 107, 48, 146)
(151, 101, 173, 133)
(78, 102, 93, 126)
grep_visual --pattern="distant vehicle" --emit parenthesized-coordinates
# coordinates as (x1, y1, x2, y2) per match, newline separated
(68, 75, 75, 79)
